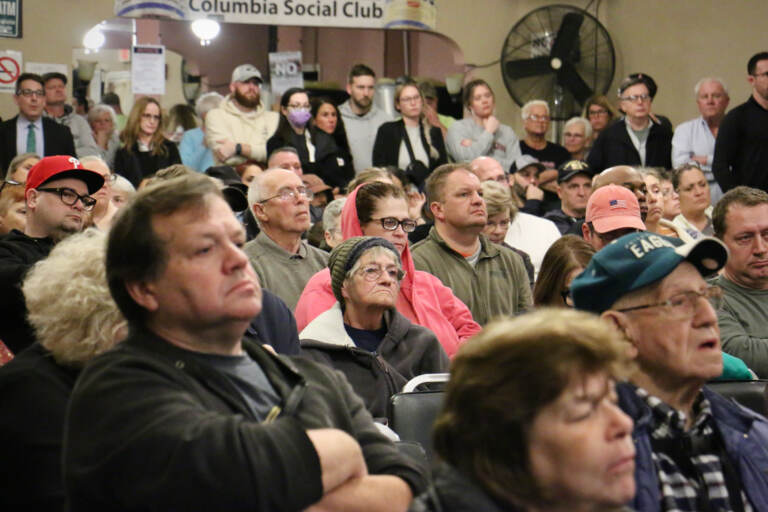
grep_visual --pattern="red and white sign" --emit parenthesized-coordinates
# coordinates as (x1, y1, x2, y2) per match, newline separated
(0, 50, 21, 92)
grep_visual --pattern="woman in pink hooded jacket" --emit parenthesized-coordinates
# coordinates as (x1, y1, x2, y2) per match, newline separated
(295, 182, 480, 357)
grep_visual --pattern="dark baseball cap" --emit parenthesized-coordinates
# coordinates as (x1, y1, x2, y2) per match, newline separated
(558, 160, 593, 183)
(571, 232, 728, 313)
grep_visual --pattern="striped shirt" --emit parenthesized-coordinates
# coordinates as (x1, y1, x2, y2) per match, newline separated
(637, 387, 752, 511)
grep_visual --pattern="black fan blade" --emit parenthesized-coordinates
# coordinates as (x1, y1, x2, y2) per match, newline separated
(550, 12, 584, 62)
(557, 61, 593, 103)
(504, 56, 551, 80)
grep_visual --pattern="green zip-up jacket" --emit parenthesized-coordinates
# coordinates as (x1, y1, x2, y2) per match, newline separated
(411, 227, 532, 325)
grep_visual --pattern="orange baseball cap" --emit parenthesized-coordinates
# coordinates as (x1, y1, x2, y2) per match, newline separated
(585, 184, 645, 234)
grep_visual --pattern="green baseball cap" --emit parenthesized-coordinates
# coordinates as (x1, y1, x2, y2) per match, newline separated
(571, 232, 728, 313)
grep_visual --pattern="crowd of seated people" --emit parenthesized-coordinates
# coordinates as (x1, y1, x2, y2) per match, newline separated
(1, 51, 768, 511)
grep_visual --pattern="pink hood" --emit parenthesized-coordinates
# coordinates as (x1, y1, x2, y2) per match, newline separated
(294, 185, 481, 357)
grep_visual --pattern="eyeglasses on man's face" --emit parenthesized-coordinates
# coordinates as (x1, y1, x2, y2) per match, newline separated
(259, 186, 313, 203)
(36, 187, 97, 211)
(620, 94, 651, 103)
(17, 89, 45, 98)
(615, 285, 723, 317)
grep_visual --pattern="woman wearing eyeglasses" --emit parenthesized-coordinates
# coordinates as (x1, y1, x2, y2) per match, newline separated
(587, 74, 672, 173)
(266, 87, 354, 191)
(296, 181, 480, 357)
(113, 97, 181, 188)
(299, 236, 449, 420)
(372, 82, 447, 189)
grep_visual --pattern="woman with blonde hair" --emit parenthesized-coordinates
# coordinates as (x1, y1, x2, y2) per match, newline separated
(87, 104, 121, 168)
(373, 81, 447, 188)
(5, 152, 39, 182)
(480, 180, 534, 288)
(113, 96, 181, 188)
(0, 229, 127, 509)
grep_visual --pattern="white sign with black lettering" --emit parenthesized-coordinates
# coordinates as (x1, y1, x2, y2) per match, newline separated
(132, 45, 165, 95)
(269, 51, 303, 97)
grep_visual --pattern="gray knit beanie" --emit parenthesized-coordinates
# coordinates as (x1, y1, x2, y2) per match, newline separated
(328, 236, 400, 307)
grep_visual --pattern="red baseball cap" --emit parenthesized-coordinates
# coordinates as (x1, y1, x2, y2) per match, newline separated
(585, 184, 646, 234)
(25, 155, 105, 195)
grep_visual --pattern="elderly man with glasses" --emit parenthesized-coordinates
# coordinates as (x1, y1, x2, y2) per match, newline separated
(588, 74, 673, 173)
(243, 168, 328, 310)
(0, 155, 103, 353)
(572, 232, 768, 512)
(0, 73, 76, 171)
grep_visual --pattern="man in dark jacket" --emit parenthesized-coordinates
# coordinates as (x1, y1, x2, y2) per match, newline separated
(0, 155, 103, 353)
(63, 173, 424, 512)
(587, 74, 672, 173)
(0, 73, 76, 171)
(572, 232, 768, 511)
(713, 51, 768, 192)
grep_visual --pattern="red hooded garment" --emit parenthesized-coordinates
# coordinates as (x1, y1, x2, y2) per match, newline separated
(294, 185, 481, 357)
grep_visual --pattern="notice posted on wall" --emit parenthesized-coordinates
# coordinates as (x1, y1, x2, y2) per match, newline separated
(132, 45, 165, 95)
(269, 51, 303, 97)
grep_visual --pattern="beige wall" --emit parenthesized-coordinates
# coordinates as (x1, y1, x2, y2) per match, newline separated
(435, 0, 768, 134)
(2, 0, 767, 135)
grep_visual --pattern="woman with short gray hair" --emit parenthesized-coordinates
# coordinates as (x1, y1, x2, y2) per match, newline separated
(88, 104, 120, 168)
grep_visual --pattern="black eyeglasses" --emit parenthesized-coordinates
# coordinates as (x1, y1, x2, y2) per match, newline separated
(36, 187, 97, 211)
(16, 89, 44, 98)
(370, 217, 417, 233)
(0, 179, 21, 194)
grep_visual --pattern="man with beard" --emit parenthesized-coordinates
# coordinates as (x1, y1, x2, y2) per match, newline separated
(0, 155, 104, 353)
(339, 64, 393, 173)
(205, 64, 279, 166)
(713, 51, 768, 193)
(411, 163, 532, 325)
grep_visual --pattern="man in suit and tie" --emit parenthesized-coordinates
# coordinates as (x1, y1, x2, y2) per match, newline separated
(0, 73, 76, 172)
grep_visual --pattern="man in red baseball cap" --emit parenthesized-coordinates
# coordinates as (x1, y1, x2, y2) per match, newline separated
(0, 155, 104, 353)
(582, 183, 646, 251)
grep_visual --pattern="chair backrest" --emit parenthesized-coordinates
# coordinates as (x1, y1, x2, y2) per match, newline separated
(402, 373, 450, 393)
(389, 390, 445, 463)
(705, 380, 768, 416)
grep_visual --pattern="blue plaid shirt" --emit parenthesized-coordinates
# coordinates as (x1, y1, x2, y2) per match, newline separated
(636, 387, 753, 511)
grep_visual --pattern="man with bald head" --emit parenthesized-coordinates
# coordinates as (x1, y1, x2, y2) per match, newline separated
(593, 165, 648, 221)
(469, 156, 507, 185)
(243, 168, 328, 310)
(673, 77, 730, 204)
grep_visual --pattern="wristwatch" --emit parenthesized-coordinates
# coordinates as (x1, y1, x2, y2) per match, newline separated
(235, 143, 242, 156)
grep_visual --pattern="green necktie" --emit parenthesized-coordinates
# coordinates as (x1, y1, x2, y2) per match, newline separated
(26, 123, 36, 154)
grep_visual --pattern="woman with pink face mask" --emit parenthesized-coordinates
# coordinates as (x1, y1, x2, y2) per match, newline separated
(267, 87, 354, 190)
